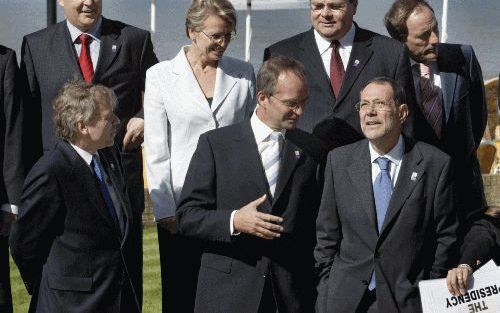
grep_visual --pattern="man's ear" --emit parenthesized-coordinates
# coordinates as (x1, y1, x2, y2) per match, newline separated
(398, 103, 409, 123)
(257, 91, 269, 109)
(77, 121, 88, 135)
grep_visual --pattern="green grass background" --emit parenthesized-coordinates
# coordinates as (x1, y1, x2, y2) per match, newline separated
(9, 226, 162, 313)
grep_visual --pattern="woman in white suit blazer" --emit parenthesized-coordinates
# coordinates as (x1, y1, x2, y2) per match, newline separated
(143, 1, 255, 311)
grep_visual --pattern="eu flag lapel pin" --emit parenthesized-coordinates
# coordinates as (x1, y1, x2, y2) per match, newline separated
(112, 45, 117, 53)
(294, 150, 301, 159)
(353, 59, 360, 67)
(110, 163, 115, 170)
(411, 172, 418, 181)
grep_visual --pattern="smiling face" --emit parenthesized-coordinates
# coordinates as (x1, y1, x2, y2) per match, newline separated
(189, 14, 232, 63)
(310, 0, 356, 40)
(59, 0, 102, 32)
(405, 5, 439, 62)
(257, 70, 308, 131)
(359, 82, 408, 154)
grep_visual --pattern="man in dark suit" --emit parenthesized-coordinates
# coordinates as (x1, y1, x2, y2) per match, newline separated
(263, 0, 419, 149)
(176, 57, 327, 313)
(0, 45, 24, 313)
(384, 0, 487, 228)
(10, 81, 140, 313)
(315, 77, 458, 313)
(19, 0, 158, 304)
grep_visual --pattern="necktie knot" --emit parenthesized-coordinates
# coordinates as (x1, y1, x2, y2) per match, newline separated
(376, 157, 391, 172)
(79, 33, 90, 46)
(269, 131, 282, 142)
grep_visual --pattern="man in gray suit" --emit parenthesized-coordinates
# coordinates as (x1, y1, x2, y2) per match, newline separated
(0, 44, 24, 313)
(19, 0, 158, 305)
(385, 0, 487, 231)
(315, 77, 458, 313)
(264, 0, 420, 150)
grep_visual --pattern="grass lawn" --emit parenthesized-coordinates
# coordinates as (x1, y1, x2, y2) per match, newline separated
(9, 225, 162, 313)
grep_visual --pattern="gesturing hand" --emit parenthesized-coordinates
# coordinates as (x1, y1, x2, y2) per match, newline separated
(233, 195, 284, 240)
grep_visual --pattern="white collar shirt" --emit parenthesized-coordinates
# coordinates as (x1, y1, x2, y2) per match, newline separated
(368, 135, 404, 187)
(314, 23, 355, 77)
(67, 17, 102, 71)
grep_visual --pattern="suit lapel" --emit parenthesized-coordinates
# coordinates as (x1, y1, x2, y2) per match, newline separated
(60, 142, 121, 239)
(272, 135, 302, 205)
(211, 57, 237, 113)
(335, 27, 373, 107)
(93, 18, 121, 82)
(347, 141, 378, 239)
(379, 139, 424, 236)
(236, 122, 274, 211)
(172, 47, 213, 116)
(437, 51, 458, 123)
(299, 29, 335, 101)
(58, 22, 82, 76)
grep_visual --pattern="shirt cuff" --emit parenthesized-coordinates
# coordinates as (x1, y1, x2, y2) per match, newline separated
(230, 210, 240, 236)
(1, 204, 18, 215)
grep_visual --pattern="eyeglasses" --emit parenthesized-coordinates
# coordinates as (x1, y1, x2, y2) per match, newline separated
(310, 2, 349, 14)
(200, 30, 236, 43)
(270, 94, 308, 111)
(355, 100, 396, 112)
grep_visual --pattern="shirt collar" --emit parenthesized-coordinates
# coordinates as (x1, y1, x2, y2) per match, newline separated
(66, 17, 102, 43)
(369, 135, 404, 166)
(410, 58, 439, 73)
(70, 142, 94, 166)
(250, 109, 286, 145)
(314, 23, 356, 55)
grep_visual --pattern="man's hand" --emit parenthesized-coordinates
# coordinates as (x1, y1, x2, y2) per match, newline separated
(157, 216, 177, 234)
(0, 211, 16, 236)
(446, 265, 472, 296)
(122, 117, 144, 151)
(233, 195, 283, 240)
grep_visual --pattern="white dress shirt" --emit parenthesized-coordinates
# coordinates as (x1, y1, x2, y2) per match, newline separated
(144, 47, 256, 221)
(368, 135, 405, 187)
(314, 23, 355, 76)
(230, 112, 285, 235)
(67, 17, 102, 70)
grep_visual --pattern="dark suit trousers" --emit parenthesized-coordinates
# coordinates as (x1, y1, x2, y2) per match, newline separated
(121, 148, 145, 307)
(0, 236, 12, 313)
(157, 226, 201, 313)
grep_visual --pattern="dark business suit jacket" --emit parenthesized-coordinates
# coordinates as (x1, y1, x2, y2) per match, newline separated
(176, 121, 327, 313)
(10, 140, 139, 313)
(264, 25, 418, 147)
(412, 43, 487, 224)
(459, 216, 500, 270)
(19, 17, 158, 212)
(0, 45, 24, 313)
(315, 137, 458, 313)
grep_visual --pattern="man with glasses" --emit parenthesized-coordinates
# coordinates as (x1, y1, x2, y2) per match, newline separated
(176, 57, 327, 313)
(264, 0, 418, 151)
(315, 77, 458, 313)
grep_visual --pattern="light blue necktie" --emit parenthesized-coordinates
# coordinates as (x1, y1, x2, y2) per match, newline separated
(369, 157, 393, 290)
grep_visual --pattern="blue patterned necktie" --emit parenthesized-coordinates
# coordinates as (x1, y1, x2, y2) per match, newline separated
(91, 155, 120, 232)
(369, 156, 393, 290)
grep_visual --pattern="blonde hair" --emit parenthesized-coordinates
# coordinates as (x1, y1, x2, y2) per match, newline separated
(185, 0, 237, 37)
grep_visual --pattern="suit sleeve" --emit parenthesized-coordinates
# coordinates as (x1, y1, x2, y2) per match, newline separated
(430, 157, 459, 278)
(466, 46, 487, 147)
(458, 218, 497, 270)
(176, 133, 233, 243)
(143, 68, 177, 220)
(9, 165, 61, 294)
(134, 31, 159, 119)
(314, 152, 342, 309)
(2, 49, 24, 206)
(396, 46, 418, 140)
(19, 37, 43, 172)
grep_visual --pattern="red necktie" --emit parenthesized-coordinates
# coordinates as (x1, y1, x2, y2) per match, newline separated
(330, 40, 344, 98)
(419, 62, 443, 138)
(79, 33, 94, 84)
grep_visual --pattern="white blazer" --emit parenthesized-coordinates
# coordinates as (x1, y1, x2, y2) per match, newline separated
(144, 47, 256, 220)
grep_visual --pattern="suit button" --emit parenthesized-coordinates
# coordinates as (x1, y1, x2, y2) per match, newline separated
(262, 274, 267, 278)
(333, 108, 338, 113)
(374, 252, 380, 259)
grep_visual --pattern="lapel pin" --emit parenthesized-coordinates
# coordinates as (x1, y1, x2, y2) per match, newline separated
(112, 45, 117, 53)
(353, 59, 360, 67)
(110, 163, 115, 170)
(411, 172, 418, 181)
(294, 150, 301, 159)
